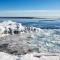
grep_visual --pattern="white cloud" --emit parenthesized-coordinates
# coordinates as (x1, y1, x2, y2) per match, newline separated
(0, 10, 60, 18)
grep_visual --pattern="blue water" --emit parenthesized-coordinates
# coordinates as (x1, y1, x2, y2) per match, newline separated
(0, 19, 60, 29)
(14, 19, 60, 29)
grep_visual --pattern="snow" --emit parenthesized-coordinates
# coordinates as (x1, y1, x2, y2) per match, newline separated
(0, 52, 59, 60)
(0, 20, 24, 30)
(0, 52, 18, 60)
(0, 34, 9, 37)
(0, 21, 60, 52)
(0, 20, 60, 60)
(20, 52, 60, 60)
(0, 20, 25, 35)
(21, 53, 39, 60)
(0, 26, 5, 34)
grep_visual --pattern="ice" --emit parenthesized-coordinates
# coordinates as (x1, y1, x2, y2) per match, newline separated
(0, 52, 18, 60)
(0, 20, 25, 34)
(20, 52, 60, 60)
(0, 52, 59, 60)
(21, 53, 39, 60)
(0, 20, 60, 55)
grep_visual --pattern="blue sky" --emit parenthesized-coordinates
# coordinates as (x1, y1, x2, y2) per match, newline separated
(0, 0, 60, 17)
(0, 0, 60, 10)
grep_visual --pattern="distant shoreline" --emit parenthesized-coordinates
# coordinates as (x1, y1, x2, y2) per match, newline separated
(0, 17, 49, 19)
(0, 17, 60, 20)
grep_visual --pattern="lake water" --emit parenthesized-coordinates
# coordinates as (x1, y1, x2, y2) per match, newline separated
(1, 19, 60, 29)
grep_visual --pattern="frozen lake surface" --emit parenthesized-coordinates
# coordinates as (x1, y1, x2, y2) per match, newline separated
(0, 19, 60, 60)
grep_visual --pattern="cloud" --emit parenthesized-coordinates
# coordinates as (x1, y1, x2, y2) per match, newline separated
(0, 10, 60, 18)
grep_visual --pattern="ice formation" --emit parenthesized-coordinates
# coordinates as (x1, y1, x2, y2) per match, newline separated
(0, 20, 60, 53)
(0, 52, 18, 60)
(0, 52, 59, 60)
(0, 20, 60, 60)
(0, 20, 25, 35)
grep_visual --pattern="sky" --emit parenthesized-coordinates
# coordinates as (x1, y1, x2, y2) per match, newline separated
(0, 0, 60, 17)
(0, 0, 60, 10)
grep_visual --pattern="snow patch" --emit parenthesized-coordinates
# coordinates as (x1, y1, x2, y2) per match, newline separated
(0, 52, 18, 60)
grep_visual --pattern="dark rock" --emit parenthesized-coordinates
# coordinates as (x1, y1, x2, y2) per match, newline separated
(0, 43, 8, 49)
